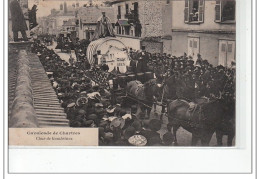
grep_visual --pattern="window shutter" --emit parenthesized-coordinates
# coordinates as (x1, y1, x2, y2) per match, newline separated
(198, 0, 204, 23)
(184, 0, 189, 23)
(215, 0, 221, 22)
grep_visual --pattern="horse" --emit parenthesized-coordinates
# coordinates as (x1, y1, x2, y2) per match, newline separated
(167, 97, 235, 146)
(125, 79, 161, 119)
(215, 98, 235, 146)
(143, 72, 235, 146)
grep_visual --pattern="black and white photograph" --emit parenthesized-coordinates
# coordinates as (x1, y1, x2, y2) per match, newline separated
(8, 0, 236, 147)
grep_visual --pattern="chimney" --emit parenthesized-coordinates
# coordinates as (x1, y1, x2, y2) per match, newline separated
(89, 0, 93, 6)
(64, 2, 67, 13)
(60, 3, 63, 10)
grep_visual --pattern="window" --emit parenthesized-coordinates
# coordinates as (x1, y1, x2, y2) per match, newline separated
(184, 0, 204, 23)
(218, 40, 235, 67)
(133, 2, 138, 14)
(126, 4, 129, 15)
(125, 26, 130, 35)
(118, 6, 121, 19)
(215, 0, 236, 22)
(188, 37, 200, 60)
(221, 43, 226, 52)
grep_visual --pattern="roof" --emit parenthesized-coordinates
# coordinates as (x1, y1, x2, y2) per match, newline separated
(78, 6, 116, 24)
(115, 20, 130, 26)
(63, 18, 76, 26)
(109, 0, 132, 5)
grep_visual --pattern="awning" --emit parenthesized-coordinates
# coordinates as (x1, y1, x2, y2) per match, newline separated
(115, 20, 130, 26)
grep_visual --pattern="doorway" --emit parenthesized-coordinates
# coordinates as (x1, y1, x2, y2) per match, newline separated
(218, 40, 235, 67)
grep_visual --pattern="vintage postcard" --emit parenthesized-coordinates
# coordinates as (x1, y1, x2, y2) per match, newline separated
(8, 0, 236, 147)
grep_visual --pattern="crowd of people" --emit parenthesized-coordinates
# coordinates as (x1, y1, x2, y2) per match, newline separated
(31, 39, 235, 146)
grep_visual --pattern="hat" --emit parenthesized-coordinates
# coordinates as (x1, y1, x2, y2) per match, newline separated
(163, 132, 174, 145)
(149, 119, 162, 132)
(122, 114, 132, 120)
(95, 103, 104, 108)
(131, 105, 137, 110)
(87, 114, 98, 121)
(128, 135, 147, 146)
(106, 105, 116, 113)
(98, 127, 105, 138)
(131, 120, 142, 132)
(78, 109, 86, 115)
(67, 102, 76, 108)
(76, 97, 88, 106)
(110, 117, 125, 130)
(149, 136, 162, 146)
(82, 120, 94, 127)
(104, 132, 113, 139)
(46, 72, 53, 75)
(58, 93, 64, 97)
(123, 126, 136, 140)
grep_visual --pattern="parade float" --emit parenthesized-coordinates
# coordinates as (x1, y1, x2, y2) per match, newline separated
(86, 12, 130, 73)
(87, 37, 130, 73)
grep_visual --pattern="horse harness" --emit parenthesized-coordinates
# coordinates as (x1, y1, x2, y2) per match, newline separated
(168, 99, 207, 129)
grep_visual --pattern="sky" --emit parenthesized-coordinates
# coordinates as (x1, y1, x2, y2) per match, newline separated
(28, 0, 106, 17)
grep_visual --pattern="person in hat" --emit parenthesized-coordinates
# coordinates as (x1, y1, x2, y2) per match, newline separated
(66, 102, 76, 120)
(130, 105, 138, 121)
(130, 55, 137, 74)
(9, 0, 28, 42)
(106, 105, 116, 117)
(139, 119, 161, 145)
(149, 136, 162, 146)
(136, 56, 144, 73)
(131, 120, 142, 134)
(123, 126, 136, 140)
(162, 132, 174, 146)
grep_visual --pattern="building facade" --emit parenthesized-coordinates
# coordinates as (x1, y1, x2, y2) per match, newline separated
(38, 2, 78, 36)
(77, 6, 116, 40)
(111, 0, 171, 53)
(171, 0, 236, 67)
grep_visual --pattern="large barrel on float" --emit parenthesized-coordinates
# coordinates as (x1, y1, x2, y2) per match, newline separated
(87, 37, 130, 73)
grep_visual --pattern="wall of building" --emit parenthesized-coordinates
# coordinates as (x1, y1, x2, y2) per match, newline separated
(139, 0, 166, 38)
(78, 24, 97, 40)
(172, 0, 236, 32)
(162, 1, 173, 55)
(171, 32, 188, 57)
(113, 0, 167, 37)
(162, 39, 172, 55)
(162, 1, 173, 37)
(141, 40, 163, 54)
(116, 35, 141, 50)
(171, 31, 235, 66)
(56, 16, 75, 28)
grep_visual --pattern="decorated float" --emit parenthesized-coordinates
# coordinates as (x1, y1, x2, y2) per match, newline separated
(86, 12, 130, 73)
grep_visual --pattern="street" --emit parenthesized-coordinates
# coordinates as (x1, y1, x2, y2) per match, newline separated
(47, 42, 77, 64)
(46, 43, 233, 146)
